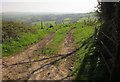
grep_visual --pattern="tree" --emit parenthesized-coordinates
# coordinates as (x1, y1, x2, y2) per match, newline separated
(96, 2, 120, 80)
(41, 21, 43, 29)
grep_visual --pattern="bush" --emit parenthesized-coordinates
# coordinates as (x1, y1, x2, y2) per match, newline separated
(2, 21, 36, 42)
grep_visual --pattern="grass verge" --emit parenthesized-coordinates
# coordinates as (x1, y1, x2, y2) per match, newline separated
(71, 22, 95, 80)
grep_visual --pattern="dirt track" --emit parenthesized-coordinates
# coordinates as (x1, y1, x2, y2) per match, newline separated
(2, 29, 75, 80)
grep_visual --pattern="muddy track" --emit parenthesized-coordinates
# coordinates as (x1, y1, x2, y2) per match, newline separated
(2, 28, 75, 80)
(2, 32, 55, 66)
(2, 32, 55, 80)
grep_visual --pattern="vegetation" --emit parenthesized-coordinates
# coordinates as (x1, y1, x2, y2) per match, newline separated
(2, 12, 101, 80)
(94, 2, 120, 80)
(0, 44, 2, 57)
(34, 25, 71, 55)
(2, 21, 55, 56)
(2, 2, 120, 80)
(73, 2, 120, 80)
(2, 21, 36, 42)
(72, 22, 95, 80)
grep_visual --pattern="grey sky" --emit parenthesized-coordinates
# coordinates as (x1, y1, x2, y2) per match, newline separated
(1, 0, 98, 13)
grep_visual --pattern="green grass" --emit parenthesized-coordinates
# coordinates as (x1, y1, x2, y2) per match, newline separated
(73, 23, 94, 46)
(35, 26, 71, 55)
(64, 18, 72, 21)
(71, 22, 95, 80)
(2, 25, 55, 57)
(2, 22, 71, 57)
(77, 17, 88, 22)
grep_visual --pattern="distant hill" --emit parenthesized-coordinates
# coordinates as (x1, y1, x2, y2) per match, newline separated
(2, 12, 96, 24)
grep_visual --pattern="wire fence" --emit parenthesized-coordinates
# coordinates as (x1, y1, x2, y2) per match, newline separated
(97, 24, 119, 79)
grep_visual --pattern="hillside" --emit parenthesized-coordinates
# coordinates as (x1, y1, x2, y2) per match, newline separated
(2, 12, 98, 80)
(2, 12, 96, 24)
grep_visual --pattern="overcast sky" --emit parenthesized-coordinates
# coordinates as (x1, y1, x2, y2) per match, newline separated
(1, 0, 98, 13)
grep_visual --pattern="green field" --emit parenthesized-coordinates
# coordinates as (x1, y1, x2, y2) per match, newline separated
(2, 22, 57, 56)
(2, 18, 96, 80)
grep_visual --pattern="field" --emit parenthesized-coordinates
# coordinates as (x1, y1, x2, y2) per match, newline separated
(2, 12, 97, 80)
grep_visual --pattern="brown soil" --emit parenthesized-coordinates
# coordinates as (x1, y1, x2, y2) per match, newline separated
(2, 29, 75, 80)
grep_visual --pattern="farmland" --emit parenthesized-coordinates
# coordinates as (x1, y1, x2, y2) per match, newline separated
(2, 12, 97, 80)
